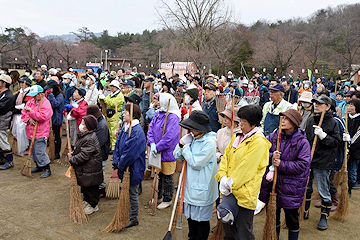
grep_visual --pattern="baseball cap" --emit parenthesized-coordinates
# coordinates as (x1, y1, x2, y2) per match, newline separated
(0, 74, 11, 84)
(121, 79, 134, 87)
(27, 85, 44, 97)
(269, 83, 285, 93)
(311, 95, 332, 105)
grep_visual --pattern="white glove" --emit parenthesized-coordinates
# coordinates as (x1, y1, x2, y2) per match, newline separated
(343, 133, 351, 142)
(219, 176, 233, 196)
(67, 113, 75, 120)
(313, 125, 327, 140)
(69, 82, 75, 87)
(99, 94, 105, 100)
(180, 134, 193, 145)
(98, 90, 103, 94)
(15, 103, 25, 110)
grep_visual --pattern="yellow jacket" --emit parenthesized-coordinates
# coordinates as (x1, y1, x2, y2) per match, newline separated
(215, 129, 271, 210)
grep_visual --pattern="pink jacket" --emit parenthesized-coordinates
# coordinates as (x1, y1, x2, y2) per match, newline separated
(21, 97, 53, 140)
(70, 99, 88, 132)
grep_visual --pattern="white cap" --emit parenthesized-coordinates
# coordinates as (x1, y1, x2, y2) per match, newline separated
(109, 80, 120, 89)
(41, 65, 47, 69)
(227, 71, 233, 75)
(242, 79, 249, 85)
(88, 75, 96, 82)
(49, 68, 57, 75)
(62, 73, 72, 79)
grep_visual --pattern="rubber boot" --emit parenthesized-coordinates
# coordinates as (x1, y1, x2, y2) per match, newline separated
(288, 229, 300, 240)
(40, 164, 52, 178)
(31, 163, 43, 173)
(317, 201, 332, 230)
(304, 194, 311, 220)
(276, 224, 280, 240)
(348, 182, 354, 198)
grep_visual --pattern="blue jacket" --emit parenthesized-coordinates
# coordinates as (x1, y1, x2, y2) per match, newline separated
(47, 92, 64, 125)
(202, 99, 221, 132)
(173, 132, 218, 207)
(64, 83, 75, 105)
(113, 123, 146, 185)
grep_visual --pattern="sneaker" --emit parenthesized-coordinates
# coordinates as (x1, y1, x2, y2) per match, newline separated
(0, 162, 14, 170)
(157, 201, 172, 210)
(83, 201, 90, 208)
(84, 205, 99, 215)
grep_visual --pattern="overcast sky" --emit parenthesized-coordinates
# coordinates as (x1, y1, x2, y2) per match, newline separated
(0, 0, 358, 37)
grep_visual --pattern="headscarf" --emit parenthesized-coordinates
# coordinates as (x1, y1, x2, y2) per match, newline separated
(158, 93, 181, 119)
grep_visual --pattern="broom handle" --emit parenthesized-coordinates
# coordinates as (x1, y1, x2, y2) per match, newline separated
(310, 108, 326, 159)
(344, 113, 348, 170)
(231, 95, 235, 136)
(162, 99, 171, 136)
(27, 96, 45, 158)
(272, 116, 283, 194)
(179, 160, 187, 215)
(129, 103, 133, 137)
(115, 100, 119, 131)
(167, 163, 185, 231)
(64, 112, 72, 154)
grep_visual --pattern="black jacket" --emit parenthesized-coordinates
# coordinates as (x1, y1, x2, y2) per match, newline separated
(348, 114, 360, 161)
(305, 111, 341, 170)
(283, 87, 299, 104)
(0, 89, 14, 115)
(96, 116, 110, 161)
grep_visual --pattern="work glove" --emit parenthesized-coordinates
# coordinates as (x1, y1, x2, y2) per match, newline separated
(343, 133, 351, 142)
(99, 93, 105, 100)
(219, 176, 233, 196)
(15, 103, 25, 110)
(150, 143, 158, 157)
(313, 125, 327, 140)
(266, 165, 275, 182)
(180, 133, 193, 145)
(64, 104, 73, 112)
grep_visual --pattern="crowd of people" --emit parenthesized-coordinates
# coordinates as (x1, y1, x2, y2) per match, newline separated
(0, 65, 359, 239)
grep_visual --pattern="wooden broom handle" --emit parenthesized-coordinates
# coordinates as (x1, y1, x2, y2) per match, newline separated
(344, 113, 348, 170)
(64, 112, 72, 154)
(310, 108, 326, 159)
(28, 96, 45, 155)
(129, 103, 133, 137)
(231, 95, 235, 136)
(272, 116, 283, 194)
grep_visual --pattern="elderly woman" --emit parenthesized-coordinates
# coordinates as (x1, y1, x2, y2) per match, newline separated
(259, 109, 311, 240)
(215, 105, 271, 239)
(173, 110, 218, 240)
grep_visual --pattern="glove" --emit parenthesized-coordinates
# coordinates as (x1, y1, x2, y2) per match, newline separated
(219, 176, 233, 196)
(313, 125, 327, 140)
(150, 143, 158, 157)
(180, 134, 193, 145)
(266, 165, 275, 182)
(99, 94, 105, 100)
(181, 107, 188, 116)
(343, 133, 351, 142)
(64, 104, 73, 112)
(69, 81, 75, 87)
(15, 103, 25, 110)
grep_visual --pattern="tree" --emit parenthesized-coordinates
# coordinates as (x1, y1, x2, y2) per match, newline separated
(71, 27, 93, 42)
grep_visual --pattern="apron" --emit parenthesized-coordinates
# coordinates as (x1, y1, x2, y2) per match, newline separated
(264, 112, 280, 136)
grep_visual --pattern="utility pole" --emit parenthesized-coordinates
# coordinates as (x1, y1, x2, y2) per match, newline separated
(158, 49, 161, 70)
(105, 50, 108, 70)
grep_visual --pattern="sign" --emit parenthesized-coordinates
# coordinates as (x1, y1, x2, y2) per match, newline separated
(86, 62, 101, 67)
(161, 62, 193, 70)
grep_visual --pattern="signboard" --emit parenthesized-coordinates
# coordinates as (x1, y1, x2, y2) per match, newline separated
(86, 62, 102, 67)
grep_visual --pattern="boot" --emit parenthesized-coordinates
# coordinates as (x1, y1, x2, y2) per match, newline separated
(276, 224, 280, 240)
(304, 195, 311, 220)
(0, 152, 14, 170)
(288, 229, 300, 240)
(317, 201, 332, 230)
(331, 192, 339, 212)
(31, 165, 43, 173)
(40, 164, 51, 178)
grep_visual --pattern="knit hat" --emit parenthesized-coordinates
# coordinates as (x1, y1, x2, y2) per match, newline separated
(83, 115, 98, 131)
(280, 109, 302, 127)
(86, 105, 102, 119)
(186, 84, 199, 101)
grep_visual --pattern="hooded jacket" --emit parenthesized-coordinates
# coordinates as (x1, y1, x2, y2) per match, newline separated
(69, 99, 88, 131)
(259, 129, 311, 208)
(47, 92, 64, 126)
(348, 114, 360, 161)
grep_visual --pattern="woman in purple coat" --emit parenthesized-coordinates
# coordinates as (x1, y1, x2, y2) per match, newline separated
(259, 109, 311, 240)
(147, 93, 180, 210)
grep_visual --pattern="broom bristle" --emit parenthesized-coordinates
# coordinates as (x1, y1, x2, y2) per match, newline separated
(20, 159, 32, 177)
(263, 193, 277, 240)
(12, 138, 19, 156)
(208, 219, 225, 240)
(58, 147, 70, 166)
(69, 168, 88, 224)
(106, 178, 120, 199)
(298, 196, 306, 223)
(333, 170, 342, 189)
(48, 131, 55, 162)
(332, 171, 349, 221)
(312, 192, 321, 200)
(280, 218, 287, 229)
(103, 171, 130, 232)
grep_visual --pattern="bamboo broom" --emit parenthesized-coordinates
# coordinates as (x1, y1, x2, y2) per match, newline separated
(263, 116, 282, 240)
(20, 96, 44, 177)
(208, 219, 225, 240)
(58, 113, 71, 166)
(47, 119, 55, 162)
(332, 113, 349, 221)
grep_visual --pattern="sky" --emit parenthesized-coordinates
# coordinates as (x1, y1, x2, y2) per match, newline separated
(0, 0, 359, 37)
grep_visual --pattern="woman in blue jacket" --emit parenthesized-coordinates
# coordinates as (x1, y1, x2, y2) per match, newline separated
(173, 110, 218, 240)
(112, 103, 146, 228)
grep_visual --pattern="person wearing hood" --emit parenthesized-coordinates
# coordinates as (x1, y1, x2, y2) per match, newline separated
(112, 104, 146, 228)
(84, 75, 100, 105)
(298, 91, 313, 130)
(215, 105, 271, 239)
(147, 93, 180, 210)
(98, 80, 124, 152)
(202, 84, 221, 132)
(68, 115, 103, 215)
(259, 109, 311, 240)
(173, 110, 218, 240)
(304, 95, 341, 230)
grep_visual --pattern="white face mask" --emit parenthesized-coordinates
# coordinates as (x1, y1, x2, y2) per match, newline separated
(63, 79, 68, 84)
(185, 95, 191, 104)
(357, 87, 360, 92)
(216, 90, 220, 95)
(350, 87, 355, 92)
(79, 123, 86, 133)
(304, 84, 309, 89)
(85, 80, 90, 86)
(302, 103, 311, 108)
(248, 85, 254, 90)
(25, 72, 30, 76)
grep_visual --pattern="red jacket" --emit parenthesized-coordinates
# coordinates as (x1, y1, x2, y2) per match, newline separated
(70, 99, 88, 132)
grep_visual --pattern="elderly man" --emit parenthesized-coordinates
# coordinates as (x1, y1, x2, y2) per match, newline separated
(282, 80, 299, 104)
(202, 83, 221, 132)
(85, 75, 100, 105)
(0, 75, 15, 170)
(34, 71, 47, 88)
(261, 83, 293, 136)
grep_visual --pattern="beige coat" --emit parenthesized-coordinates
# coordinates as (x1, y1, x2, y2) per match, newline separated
(216, 125, 242, 163)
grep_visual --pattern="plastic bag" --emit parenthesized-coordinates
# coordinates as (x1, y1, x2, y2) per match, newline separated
(12, 114, 29, 156)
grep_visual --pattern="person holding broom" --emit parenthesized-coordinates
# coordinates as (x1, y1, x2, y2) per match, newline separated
(20, 85, 53, 178)
(215, 104, 271, 239)
(68, 115, 103, 215)
(173, 110, 218, 240)
(304, 95, 341, 230)
(112, 103, 146, 228)
(259, 109, 311, 239)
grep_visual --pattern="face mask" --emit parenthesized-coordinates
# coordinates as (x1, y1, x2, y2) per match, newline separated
(350, 87, 355, 92)
(248, 85, 254, 90)
(79, 123, 86, 133)
(304, 84, 309, 89)
(216, 90, 220, 95)
(302, 103, 311, 108)
(185, 95, 191, 104)
(25, 72, 30, 76)
(243, 84, 248, 88)
(0, 70, 4, 75)
(85, 80, 90, 85)
(357, 87, 360, 92)
(63, 79, 68, 84)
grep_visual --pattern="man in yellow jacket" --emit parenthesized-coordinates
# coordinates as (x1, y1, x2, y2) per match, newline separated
(215, 104, 271, 239)
(99, 80, 124, 152)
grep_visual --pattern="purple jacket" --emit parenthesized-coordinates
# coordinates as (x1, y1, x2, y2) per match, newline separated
(147, 112, 180, 162)
(259, 128, 311, 209)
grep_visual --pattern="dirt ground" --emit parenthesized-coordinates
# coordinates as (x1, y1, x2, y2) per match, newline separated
(1, 135, 360, 240)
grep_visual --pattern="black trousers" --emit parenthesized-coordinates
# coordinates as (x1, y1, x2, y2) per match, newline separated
(81, 185, 100, 208)
(223, 205, 255, 240)
(52, 124, 61, 155)
(276, 207, 299, 230)
(187, 218, 210, 240)
(158, 172, 174, 202)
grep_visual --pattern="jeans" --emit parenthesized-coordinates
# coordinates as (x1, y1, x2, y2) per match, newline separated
(129, 184, 140, 221)
(306, 169, 332, 203)
(99, 160, 107, 190)
(348, 158, 359, 184)
(31, 138, 50, 167)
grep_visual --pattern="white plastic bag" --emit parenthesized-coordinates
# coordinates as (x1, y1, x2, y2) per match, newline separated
(148, 152, 162, 169)
(12, 114, 28, 156)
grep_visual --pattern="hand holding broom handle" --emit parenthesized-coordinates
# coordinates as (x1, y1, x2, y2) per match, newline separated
(272, 116, 283, 194)
(310, 108, 326, 159)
